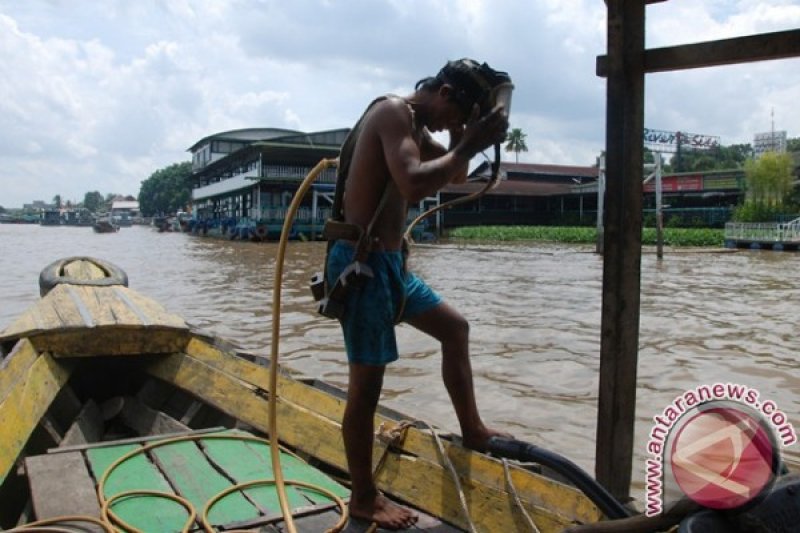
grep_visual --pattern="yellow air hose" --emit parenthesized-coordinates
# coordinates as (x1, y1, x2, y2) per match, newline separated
(403, 175, 501, 242)
(403, 145, 503, 242)
(268, 157, 340, 533)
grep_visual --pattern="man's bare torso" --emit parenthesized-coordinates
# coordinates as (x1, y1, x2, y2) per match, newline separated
(342, 97, 420, 251)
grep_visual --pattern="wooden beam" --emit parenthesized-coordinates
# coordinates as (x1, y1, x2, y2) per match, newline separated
(60, 400, 104, 446)
(119, 395, 190, 435)
(597, 28, 800, 77)
(0, 353, 72, 483)
(48, 426, 226, 454)
(595, 0, 645, 501)
(0, 340, 40, 405)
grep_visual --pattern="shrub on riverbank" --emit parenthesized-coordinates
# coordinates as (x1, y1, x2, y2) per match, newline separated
(447, 226, 725, 247)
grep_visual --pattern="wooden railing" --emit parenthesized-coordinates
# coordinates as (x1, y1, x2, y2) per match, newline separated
(261, 165, 338, 183)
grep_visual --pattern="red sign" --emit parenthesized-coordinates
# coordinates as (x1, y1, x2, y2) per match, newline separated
(644, 175, 703, 193)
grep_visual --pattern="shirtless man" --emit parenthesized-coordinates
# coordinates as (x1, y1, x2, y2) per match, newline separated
(326, 59, 511, 529)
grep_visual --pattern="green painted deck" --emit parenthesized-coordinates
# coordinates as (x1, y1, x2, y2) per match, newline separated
(29, 429, 350, 532)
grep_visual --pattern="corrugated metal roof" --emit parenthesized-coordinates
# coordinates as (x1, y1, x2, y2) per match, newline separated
(471, 161, 599, 180)
(443, 179, 573, 197)
(186, 128, 304, 152)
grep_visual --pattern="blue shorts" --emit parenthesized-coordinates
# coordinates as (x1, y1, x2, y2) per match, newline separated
(326, 240, 442, 366)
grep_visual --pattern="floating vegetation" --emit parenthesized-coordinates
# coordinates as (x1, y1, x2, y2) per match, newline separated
(448, 226, 725, 247)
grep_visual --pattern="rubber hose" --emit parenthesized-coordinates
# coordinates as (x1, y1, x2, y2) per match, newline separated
(487, 436, 632, 520)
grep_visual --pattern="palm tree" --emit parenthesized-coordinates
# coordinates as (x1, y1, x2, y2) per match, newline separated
(505, 128, 528, 163)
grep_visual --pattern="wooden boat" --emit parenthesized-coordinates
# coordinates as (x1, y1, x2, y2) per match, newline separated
(0, 257, 608, 532)
(92, 217, 119, 233)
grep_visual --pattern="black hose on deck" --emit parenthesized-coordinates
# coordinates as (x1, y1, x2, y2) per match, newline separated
(487, 436, 632, 520)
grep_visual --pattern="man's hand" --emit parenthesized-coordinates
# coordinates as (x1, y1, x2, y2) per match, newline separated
(453, 104, 509, 160)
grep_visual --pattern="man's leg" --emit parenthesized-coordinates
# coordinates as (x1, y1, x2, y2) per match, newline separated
(406, 302, 510, 450)
(344, 362, 417, 529)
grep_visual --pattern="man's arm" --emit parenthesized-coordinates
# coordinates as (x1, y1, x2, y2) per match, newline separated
(378, 102, 506, 203)
(420, 126, 470, 184)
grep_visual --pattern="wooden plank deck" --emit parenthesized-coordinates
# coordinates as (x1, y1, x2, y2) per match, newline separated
(25, 451, 105, 532)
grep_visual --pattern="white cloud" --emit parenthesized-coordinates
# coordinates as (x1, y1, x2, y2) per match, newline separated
(0, 1, 797, 208)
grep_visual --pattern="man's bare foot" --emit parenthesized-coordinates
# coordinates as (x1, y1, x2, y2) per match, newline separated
(349, 490, 418, 530)
(462, 425, 514, 452)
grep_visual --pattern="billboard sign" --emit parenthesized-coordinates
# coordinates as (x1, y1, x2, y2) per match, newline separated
(644, 128, 720, 151)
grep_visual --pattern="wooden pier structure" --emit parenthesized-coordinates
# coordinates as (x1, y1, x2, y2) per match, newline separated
(724, 218, 800, 251)
(595, 1, 800, 501)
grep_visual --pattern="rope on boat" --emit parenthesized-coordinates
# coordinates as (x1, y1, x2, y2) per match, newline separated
(421, 421, 479, 533)
(502, 458, 541, 533)
(372, 419, 479, 533)
(373, 420, 415, 474)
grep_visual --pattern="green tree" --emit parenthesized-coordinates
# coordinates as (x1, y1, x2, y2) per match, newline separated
(744, 152, 793, 207)
(671, 143, 753, 172)
(83, 191, 104, 213)
(733, 151, 795, 222)
(138, 161, 192, 217)
(787, 137, 800, 152)
(52, 194, 62, 209)
(504, 128, 528, 163)
(719, 144, 753, 167)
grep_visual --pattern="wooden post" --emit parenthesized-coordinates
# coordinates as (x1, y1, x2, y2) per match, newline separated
(655, 153, 664, 260)
(595, 0, 646, 501)
(596, 156, 605, 255)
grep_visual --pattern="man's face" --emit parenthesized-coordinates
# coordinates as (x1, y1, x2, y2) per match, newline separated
(430, 84, 471, 132)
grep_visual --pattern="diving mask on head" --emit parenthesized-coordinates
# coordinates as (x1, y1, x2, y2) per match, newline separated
(437, 58, 514, 120)
(490, 80, 514, 118)
(437, 58, 514, 179)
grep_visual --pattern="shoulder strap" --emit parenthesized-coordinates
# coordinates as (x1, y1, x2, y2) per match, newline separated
(332, 95, 414, 222)
(332, 96, 388, 221)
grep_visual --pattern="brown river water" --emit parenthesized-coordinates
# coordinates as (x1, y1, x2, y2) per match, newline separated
(1, 223, 797, 497)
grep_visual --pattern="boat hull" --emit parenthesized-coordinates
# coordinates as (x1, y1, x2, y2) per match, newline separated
(0, 258, 604, 531)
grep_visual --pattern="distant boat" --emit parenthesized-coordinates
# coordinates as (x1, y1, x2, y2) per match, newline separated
(0, 213, 38, 224)
(62, 208, 95, 227)
(152, 215, 174, 232)
(92, 217, 119, 233)
(39, 209, 62, 226)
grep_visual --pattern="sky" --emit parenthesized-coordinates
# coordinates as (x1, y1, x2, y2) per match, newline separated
(1, 0, 798, 208)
